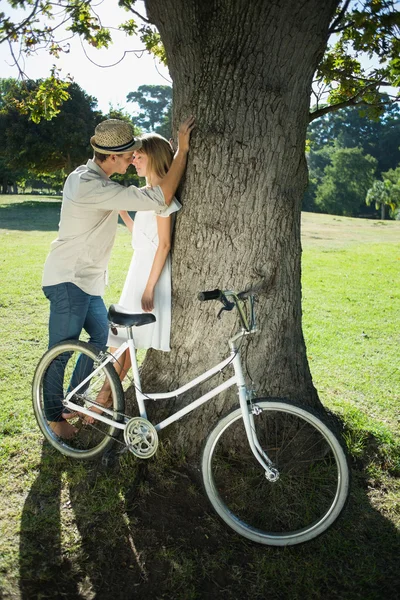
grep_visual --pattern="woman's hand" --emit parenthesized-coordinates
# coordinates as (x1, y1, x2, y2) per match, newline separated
(141, 286, 155, 312)
(177, 116, 195, 153)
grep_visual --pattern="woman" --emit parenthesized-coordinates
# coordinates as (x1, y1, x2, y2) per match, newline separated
(93, 133, 180, 412)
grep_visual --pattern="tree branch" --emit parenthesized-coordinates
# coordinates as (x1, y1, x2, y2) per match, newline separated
(0, 0, 41, 44)
(327, 70, 393, 86)
(328, 0, 352, 34)
(119, 1, 150, 24)
(309, 95, 396, 123)
(79, 36, 145, 68)
(8, 40, 25, 79)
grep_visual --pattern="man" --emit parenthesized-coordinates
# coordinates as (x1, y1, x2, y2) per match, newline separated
(42, 116, 194, 439)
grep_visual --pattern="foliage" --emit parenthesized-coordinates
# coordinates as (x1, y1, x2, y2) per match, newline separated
(0, 78, 102, 180)
(139, 25, 167, 64)
(126, 84, 172, 136)
(366, 179, 400, 218)
(303, 146, 335, 212)
(382, 164, 400, 186)
(312, 0, 400, 120)
(366, 166, 400, 219)
(308, 103, 400, 173)
(305, 105, 400, 217)
(0, 1, 398, 122)
(314, 146, 377, 216)
(0, 1, 167, 120)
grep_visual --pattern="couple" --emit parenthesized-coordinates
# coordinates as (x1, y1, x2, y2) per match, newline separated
(42, 116, 195, 439)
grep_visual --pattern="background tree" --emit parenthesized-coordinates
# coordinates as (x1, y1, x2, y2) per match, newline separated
(303, 146, 335, 212)
(1, 0, 400, 451)
(383, 166, 400, 219)
(307, 103, 400, 174)
(126, 84, 172, 136)
(0, 79, 142, 193)
(366, 180, 395, 219)
(315, 147, 377, 216)
(305, 104, 400, 216)
(0, 80, 101, 176)
(382, 164, 400, 187)
(366, 168, 400, 219)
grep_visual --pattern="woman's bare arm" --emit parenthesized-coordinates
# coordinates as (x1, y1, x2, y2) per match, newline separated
(158, 116, 195, 205)
(141, 216, 172, 312)
(119, 210, 134, 233)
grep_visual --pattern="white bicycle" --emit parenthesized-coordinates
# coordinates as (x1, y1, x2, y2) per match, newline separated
(32, 289, 350, 546)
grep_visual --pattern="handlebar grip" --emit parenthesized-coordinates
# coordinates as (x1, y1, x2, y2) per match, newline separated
(198, 289, 221, 301)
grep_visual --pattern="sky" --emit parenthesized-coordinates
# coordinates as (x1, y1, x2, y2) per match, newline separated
(0, 1, 397, 113)
(0, 0, 171, 115)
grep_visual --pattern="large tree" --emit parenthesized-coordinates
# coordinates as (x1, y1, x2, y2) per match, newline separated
(139, 0, 339, 447)
(1, 0, 399, 450)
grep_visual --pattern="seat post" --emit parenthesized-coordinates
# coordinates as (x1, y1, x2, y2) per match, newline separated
(125, 327, 147, 419)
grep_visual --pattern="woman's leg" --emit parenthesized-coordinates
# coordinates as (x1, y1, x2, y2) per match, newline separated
(89, 348, 132, 418)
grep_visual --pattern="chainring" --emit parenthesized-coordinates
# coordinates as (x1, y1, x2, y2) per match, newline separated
(124, 417, 159, 459)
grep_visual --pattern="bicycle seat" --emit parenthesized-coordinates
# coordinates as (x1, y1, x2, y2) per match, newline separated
(108, 304, 156, 327)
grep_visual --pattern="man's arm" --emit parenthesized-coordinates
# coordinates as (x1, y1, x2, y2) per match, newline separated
(159, 116, 195, 205)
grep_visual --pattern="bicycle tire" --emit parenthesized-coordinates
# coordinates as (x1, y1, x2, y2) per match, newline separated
(201, 398, 350, 546)
(32, 340, 125, 460)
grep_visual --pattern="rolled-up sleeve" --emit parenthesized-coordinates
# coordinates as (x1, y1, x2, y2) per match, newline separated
(158, 197, 182, 218)
(80, 177, 168, 213)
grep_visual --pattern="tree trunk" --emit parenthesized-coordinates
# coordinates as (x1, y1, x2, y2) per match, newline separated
(381, 202, 385, 220)
(140, 0, 339, 453)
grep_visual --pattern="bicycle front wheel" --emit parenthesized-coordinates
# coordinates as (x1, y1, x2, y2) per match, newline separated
(32, 340, 125, 460)
(202, 399, 350, 546)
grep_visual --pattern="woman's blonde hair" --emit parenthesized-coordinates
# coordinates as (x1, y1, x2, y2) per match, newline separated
(137, 133, 174, 185)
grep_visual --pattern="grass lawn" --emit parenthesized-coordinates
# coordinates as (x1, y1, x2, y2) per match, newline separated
(0, 197, 399, 599)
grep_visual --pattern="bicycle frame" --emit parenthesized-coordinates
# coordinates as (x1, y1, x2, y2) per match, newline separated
(64, 324, 276, 476)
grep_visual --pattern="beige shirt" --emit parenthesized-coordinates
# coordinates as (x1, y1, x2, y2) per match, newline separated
(42, 159, 169, 296)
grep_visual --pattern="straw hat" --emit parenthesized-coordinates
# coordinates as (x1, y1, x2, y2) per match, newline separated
(90, 119, 142, 154)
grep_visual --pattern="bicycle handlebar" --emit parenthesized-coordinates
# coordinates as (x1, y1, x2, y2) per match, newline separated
(198, 289, 221, 302)
(198, 288, 257, 332)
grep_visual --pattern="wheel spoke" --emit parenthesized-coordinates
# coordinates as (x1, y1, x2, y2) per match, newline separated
(32, 341, 124, 459)
(202, 400, 349, 546)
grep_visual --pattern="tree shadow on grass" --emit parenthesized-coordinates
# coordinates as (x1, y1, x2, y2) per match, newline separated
(0, 201, 60, 231)
(19, 442, 144, 600)
(19, 440, 400, 600)
(115, 456, 400, 600)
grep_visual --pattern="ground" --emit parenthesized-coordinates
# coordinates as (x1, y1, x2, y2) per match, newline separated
(0, 197, 399, 599)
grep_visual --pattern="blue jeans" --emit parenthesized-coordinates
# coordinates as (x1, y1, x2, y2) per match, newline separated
(42, 282, 109, 422)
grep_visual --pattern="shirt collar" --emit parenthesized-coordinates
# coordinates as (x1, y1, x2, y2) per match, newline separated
(86, 158, 109, 179)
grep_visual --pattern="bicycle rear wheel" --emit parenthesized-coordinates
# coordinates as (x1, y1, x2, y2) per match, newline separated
(32, 340, 125, 459)
(202, 399, 350, 546)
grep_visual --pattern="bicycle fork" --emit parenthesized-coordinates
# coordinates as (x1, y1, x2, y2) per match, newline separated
(230, 336, 280, 482)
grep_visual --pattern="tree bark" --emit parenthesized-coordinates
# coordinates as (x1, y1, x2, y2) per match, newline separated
(140, 0, 340, 453)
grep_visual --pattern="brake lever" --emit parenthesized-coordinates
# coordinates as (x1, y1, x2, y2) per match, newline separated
(217, 295, 235, 319)
(217, 306, 227, 319)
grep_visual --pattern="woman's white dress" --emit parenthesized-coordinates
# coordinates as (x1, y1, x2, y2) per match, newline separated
(108, 198, 181, 351)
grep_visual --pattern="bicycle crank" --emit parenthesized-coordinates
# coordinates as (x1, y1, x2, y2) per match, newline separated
(124, 417, 158, 459)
